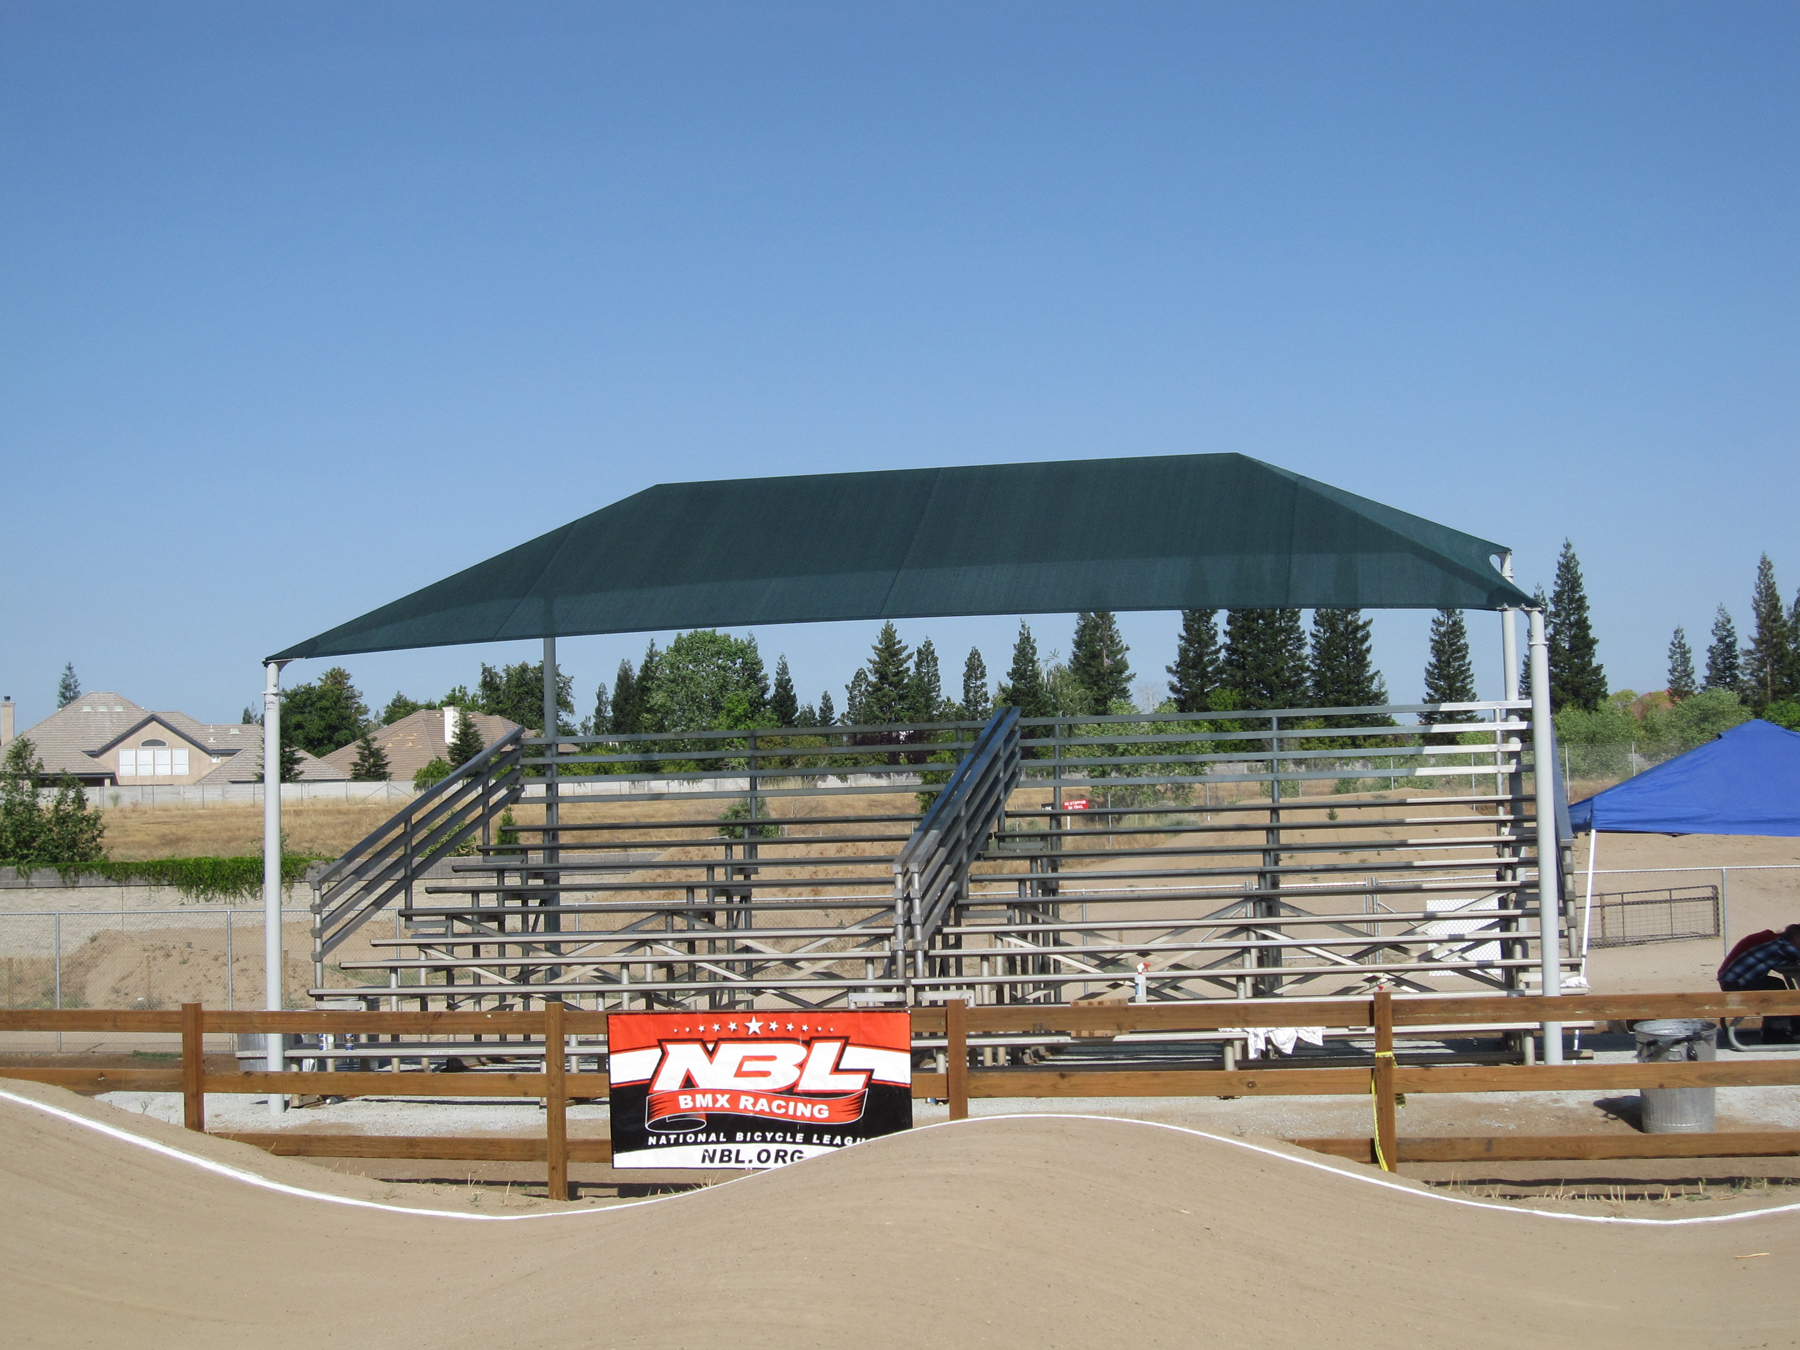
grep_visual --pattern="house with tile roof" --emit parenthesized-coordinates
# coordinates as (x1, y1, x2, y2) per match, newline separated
(318, 707, 520, 783)
(5, 693, 346, 786)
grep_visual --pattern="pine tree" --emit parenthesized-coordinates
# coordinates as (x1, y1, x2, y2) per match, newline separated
(241, 705, 262, 726)
(843, 669, 871, 726)
(609, 659, 639, 734)
(1743, 554, 1798, 712)
(446, 706, 485, 769)
(1220, 609, 1309, 710)
(264, 732, 303, 784)
(817, 690, 835, 726)
(473, 660, 572, 732)
(349, 732, 391, 781)
(586, 680, 610, 736)
(1310, 609, 1389, 710)
(56, 664, 80, 708)
(961, 648, 990, 722)
(1705, 606, 1742, 692)
(1421, 609, 1478, 742)
(860, 623, 913, 724)
(1547, 540, 1606, 712)
(770, 656, 799, 727)
(1166, 610, 1221, 713)
(907, 639, 944, 723)
(996, 622, 1052, 718)
(1667, 627, 1698, 701)
(1068, 611, 1133, 714)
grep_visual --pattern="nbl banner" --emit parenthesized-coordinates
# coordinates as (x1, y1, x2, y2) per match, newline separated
(607, 1010, 912, 1169)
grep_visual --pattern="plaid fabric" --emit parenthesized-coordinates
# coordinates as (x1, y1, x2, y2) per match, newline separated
(1719, 938, 1800, 990)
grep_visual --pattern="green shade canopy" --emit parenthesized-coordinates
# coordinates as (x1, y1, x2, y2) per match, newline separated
(272, 453, 1531, 660)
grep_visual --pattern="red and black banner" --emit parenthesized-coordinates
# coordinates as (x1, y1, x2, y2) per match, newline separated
(607, 1011, 912, 1169)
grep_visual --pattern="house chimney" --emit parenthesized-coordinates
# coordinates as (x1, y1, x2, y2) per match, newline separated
(1, 697, 12, 748)
(443, 705, 459, 745)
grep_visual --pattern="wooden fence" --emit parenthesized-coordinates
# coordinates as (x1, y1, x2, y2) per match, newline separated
(4, 990, 1800, 1198)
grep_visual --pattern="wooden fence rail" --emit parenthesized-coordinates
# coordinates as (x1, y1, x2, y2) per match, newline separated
(3, 989, 1800, 1195)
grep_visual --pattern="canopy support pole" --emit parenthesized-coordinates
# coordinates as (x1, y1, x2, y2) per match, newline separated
(542, 637, 560, 985)
(1528, 609, 1562, 1062)
(1500, 553, 1519, 702)
(261, 659, 288, 1114)
(1580, 828, 1599, 968)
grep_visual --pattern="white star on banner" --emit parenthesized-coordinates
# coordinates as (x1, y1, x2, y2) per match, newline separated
(728, 1022, 737, 1031)
(746, 1017, 764, 1034)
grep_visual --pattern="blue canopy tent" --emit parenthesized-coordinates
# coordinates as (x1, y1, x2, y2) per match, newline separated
(1569, 720, 1800, 838)
(1567, 720, 1800, 985)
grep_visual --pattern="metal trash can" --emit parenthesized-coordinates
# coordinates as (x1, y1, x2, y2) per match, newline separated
(1635, 1018, 1717, 1134)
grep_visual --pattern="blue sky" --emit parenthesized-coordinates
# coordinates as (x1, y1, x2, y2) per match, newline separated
(3, 3, 1795, 731)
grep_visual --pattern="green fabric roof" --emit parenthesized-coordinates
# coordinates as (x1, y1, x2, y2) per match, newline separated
(272, 453, 1530, 660)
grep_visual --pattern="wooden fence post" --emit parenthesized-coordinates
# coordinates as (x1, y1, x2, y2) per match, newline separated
(946, 998, 968, 1121)
(545, 998, 567, 1201)
(181, 1002, 204, 1132)
(1372, 989, 1397, 1171)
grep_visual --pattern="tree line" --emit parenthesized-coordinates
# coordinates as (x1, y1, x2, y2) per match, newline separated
(230, 538, 1798, 786)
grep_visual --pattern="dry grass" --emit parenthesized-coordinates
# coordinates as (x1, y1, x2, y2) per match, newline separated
(96, 803, 400, 861)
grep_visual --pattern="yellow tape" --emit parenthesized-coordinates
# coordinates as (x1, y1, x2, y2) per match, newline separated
(1371, 1050, 1396, 1172)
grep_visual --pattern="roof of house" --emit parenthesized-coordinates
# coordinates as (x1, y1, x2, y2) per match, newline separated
(11, 692, 346, 783)
(317, 707, 522, 784)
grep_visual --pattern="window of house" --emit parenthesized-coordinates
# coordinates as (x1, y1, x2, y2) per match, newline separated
(119, 741, 189, 777)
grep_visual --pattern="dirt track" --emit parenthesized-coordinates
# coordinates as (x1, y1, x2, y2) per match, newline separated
(4, 1079, 1796, 1349)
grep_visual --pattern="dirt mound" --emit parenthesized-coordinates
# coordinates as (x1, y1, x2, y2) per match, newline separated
(2, 1080, 1792, 1349)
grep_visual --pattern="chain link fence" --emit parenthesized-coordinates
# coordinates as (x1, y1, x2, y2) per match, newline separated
(1576, 864, 1800, 995)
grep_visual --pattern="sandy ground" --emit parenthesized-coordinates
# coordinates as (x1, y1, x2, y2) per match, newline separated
(4, 1076, 1799, 1350)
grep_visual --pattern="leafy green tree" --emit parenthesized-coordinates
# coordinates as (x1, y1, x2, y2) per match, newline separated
(907, 639, 945, 723)
(284, 667, 369, 756)
(1763, 700, 1800, 732)
(1667, 628, 1698, 701)
(1744, 554, 1798, 712)
(474, 661, 573, 732)
(1043, 653, 1093, 717)
(609, 659, 641, 734)
(57, 664, 81, 708)
(446, 707, 485, 769)
(995, 622, 1053, 718)
(1420, 609, 1477, 743)
(349, 733, 391, 782)
(643, 630, 770, 733)
(381, 692, 431, 725)
(1220, 609, 1308, 710)
(770, 656, 800, 728)
(1706, 606, 1742, 692)
(1166, 610, 1221, 713)
(1652, 688, 1751, 752)
(1069, 611, 1132, 714)
(960, 648, 990, 722)
(413, 758, 451, 791)
(1548, 541, 1606, 712)
(0, 740, 107, 865)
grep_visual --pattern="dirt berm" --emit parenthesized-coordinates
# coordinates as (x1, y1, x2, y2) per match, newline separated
(2, 1079, 1793, 1349)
